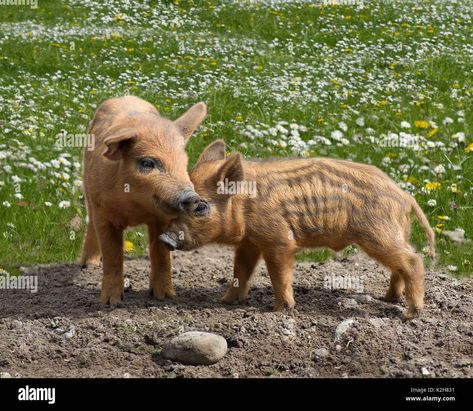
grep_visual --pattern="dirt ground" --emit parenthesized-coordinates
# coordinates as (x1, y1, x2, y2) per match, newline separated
(0, 246, 472, 378)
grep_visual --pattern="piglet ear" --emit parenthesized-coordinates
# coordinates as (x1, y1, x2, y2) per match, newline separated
(102, 128, 136, 161)
(196, 139, 226, 165)
(217, 152, 245, 184)
(174, 102, 207, 143)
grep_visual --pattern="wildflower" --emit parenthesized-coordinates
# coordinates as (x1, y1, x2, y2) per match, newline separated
(427, 199, 437, 207)
(453, 132, 465, 143)
(50, 159, 60, 169)
(59, 200, 71, 209)
(338, 122, 348, 132)
(381, 157, 391, 166)
(437, 215, 450, 221)
(426, 128, 438, 138)
(425, 182, 441, 191)
(44, 201, 52, 207)
(442, 117, 454, 126)
(235, 115, 243, 122)
(452, 83, 460, 89)
(447, 265, 458, 272)
(124, 241, 134, 252)
(2, 201, 11, 208)
(414, 120, 429, 129)
(450, 184, 460, 193)
(465, 143, 473, 153)
(433, 165, 445, 175)
(356, 117, 365, 127)
(331, 130, 343, 142)
(400, 121, 411, 129)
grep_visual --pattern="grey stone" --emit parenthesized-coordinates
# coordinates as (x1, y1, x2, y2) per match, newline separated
(334, 318, 355, 342)
(313, 348, 330, 358)
(13, 320, 23, 330)
(162, 331, 228, 365)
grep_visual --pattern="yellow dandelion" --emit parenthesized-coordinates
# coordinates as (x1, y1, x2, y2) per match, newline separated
(435, 223, 444, 233)
(235, 115, 243, 122)
(426, 128, 439, 138)
(452, 83, 461, 89)
(123, 241, 134, 252)
(414, 120, 429, 129)
(425, 181, 441, 191)
(436, 215, 450, 221)
(464, 143, 473, 153)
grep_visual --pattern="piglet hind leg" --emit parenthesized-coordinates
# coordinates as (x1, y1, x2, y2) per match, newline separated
(361, 239, 424, 320)
(385, 270, 405, 303)
(262, 248, 296, 312)
(222, 241, 261, 305)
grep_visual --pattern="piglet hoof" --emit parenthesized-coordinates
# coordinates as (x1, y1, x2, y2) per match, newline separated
(99, 289, 124, 306)
(79, 256, 101, 269)
(384, 292, 402, 303)
(273, 299, 295, 313)
(402, 307, 422, 322)
(150, 285, 176, 300)
(221, 288, 246, 305)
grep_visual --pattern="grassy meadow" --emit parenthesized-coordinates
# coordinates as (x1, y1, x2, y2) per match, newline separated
(0, 0, 472, 275)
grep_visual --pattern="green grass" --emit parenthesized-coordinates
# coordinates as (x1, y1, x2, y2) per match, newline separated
(0, 0, 472, 276)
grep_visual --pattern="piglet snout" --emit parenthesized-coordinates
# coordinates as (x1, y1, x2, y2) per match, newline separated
(176, 189, 200, 212)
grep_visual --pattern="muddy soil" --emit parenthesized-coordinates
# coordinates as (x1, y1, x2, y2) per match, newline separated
(0, 246, 472, 378)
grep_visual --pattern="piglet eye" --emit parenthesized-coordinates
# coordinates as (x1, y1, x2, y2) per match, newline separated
(138, 157, 162, 172)
(194, 201, 210, 216)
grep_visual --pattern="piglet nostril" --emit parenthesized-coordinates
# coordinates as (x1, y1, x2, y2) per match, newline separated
(177, 190, 201, 212)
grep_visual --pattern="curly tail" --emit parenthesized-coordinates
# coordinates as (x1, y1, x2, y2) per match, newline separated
(410, 198, 436, 262)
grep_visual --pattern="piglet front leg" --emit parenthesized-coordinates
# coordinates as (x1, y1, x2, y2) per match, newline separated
(148, 224, 176, 300)
(262, 248, 296, 311)
(95, 220, 124, 305)
(222, 240, 261, 305)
